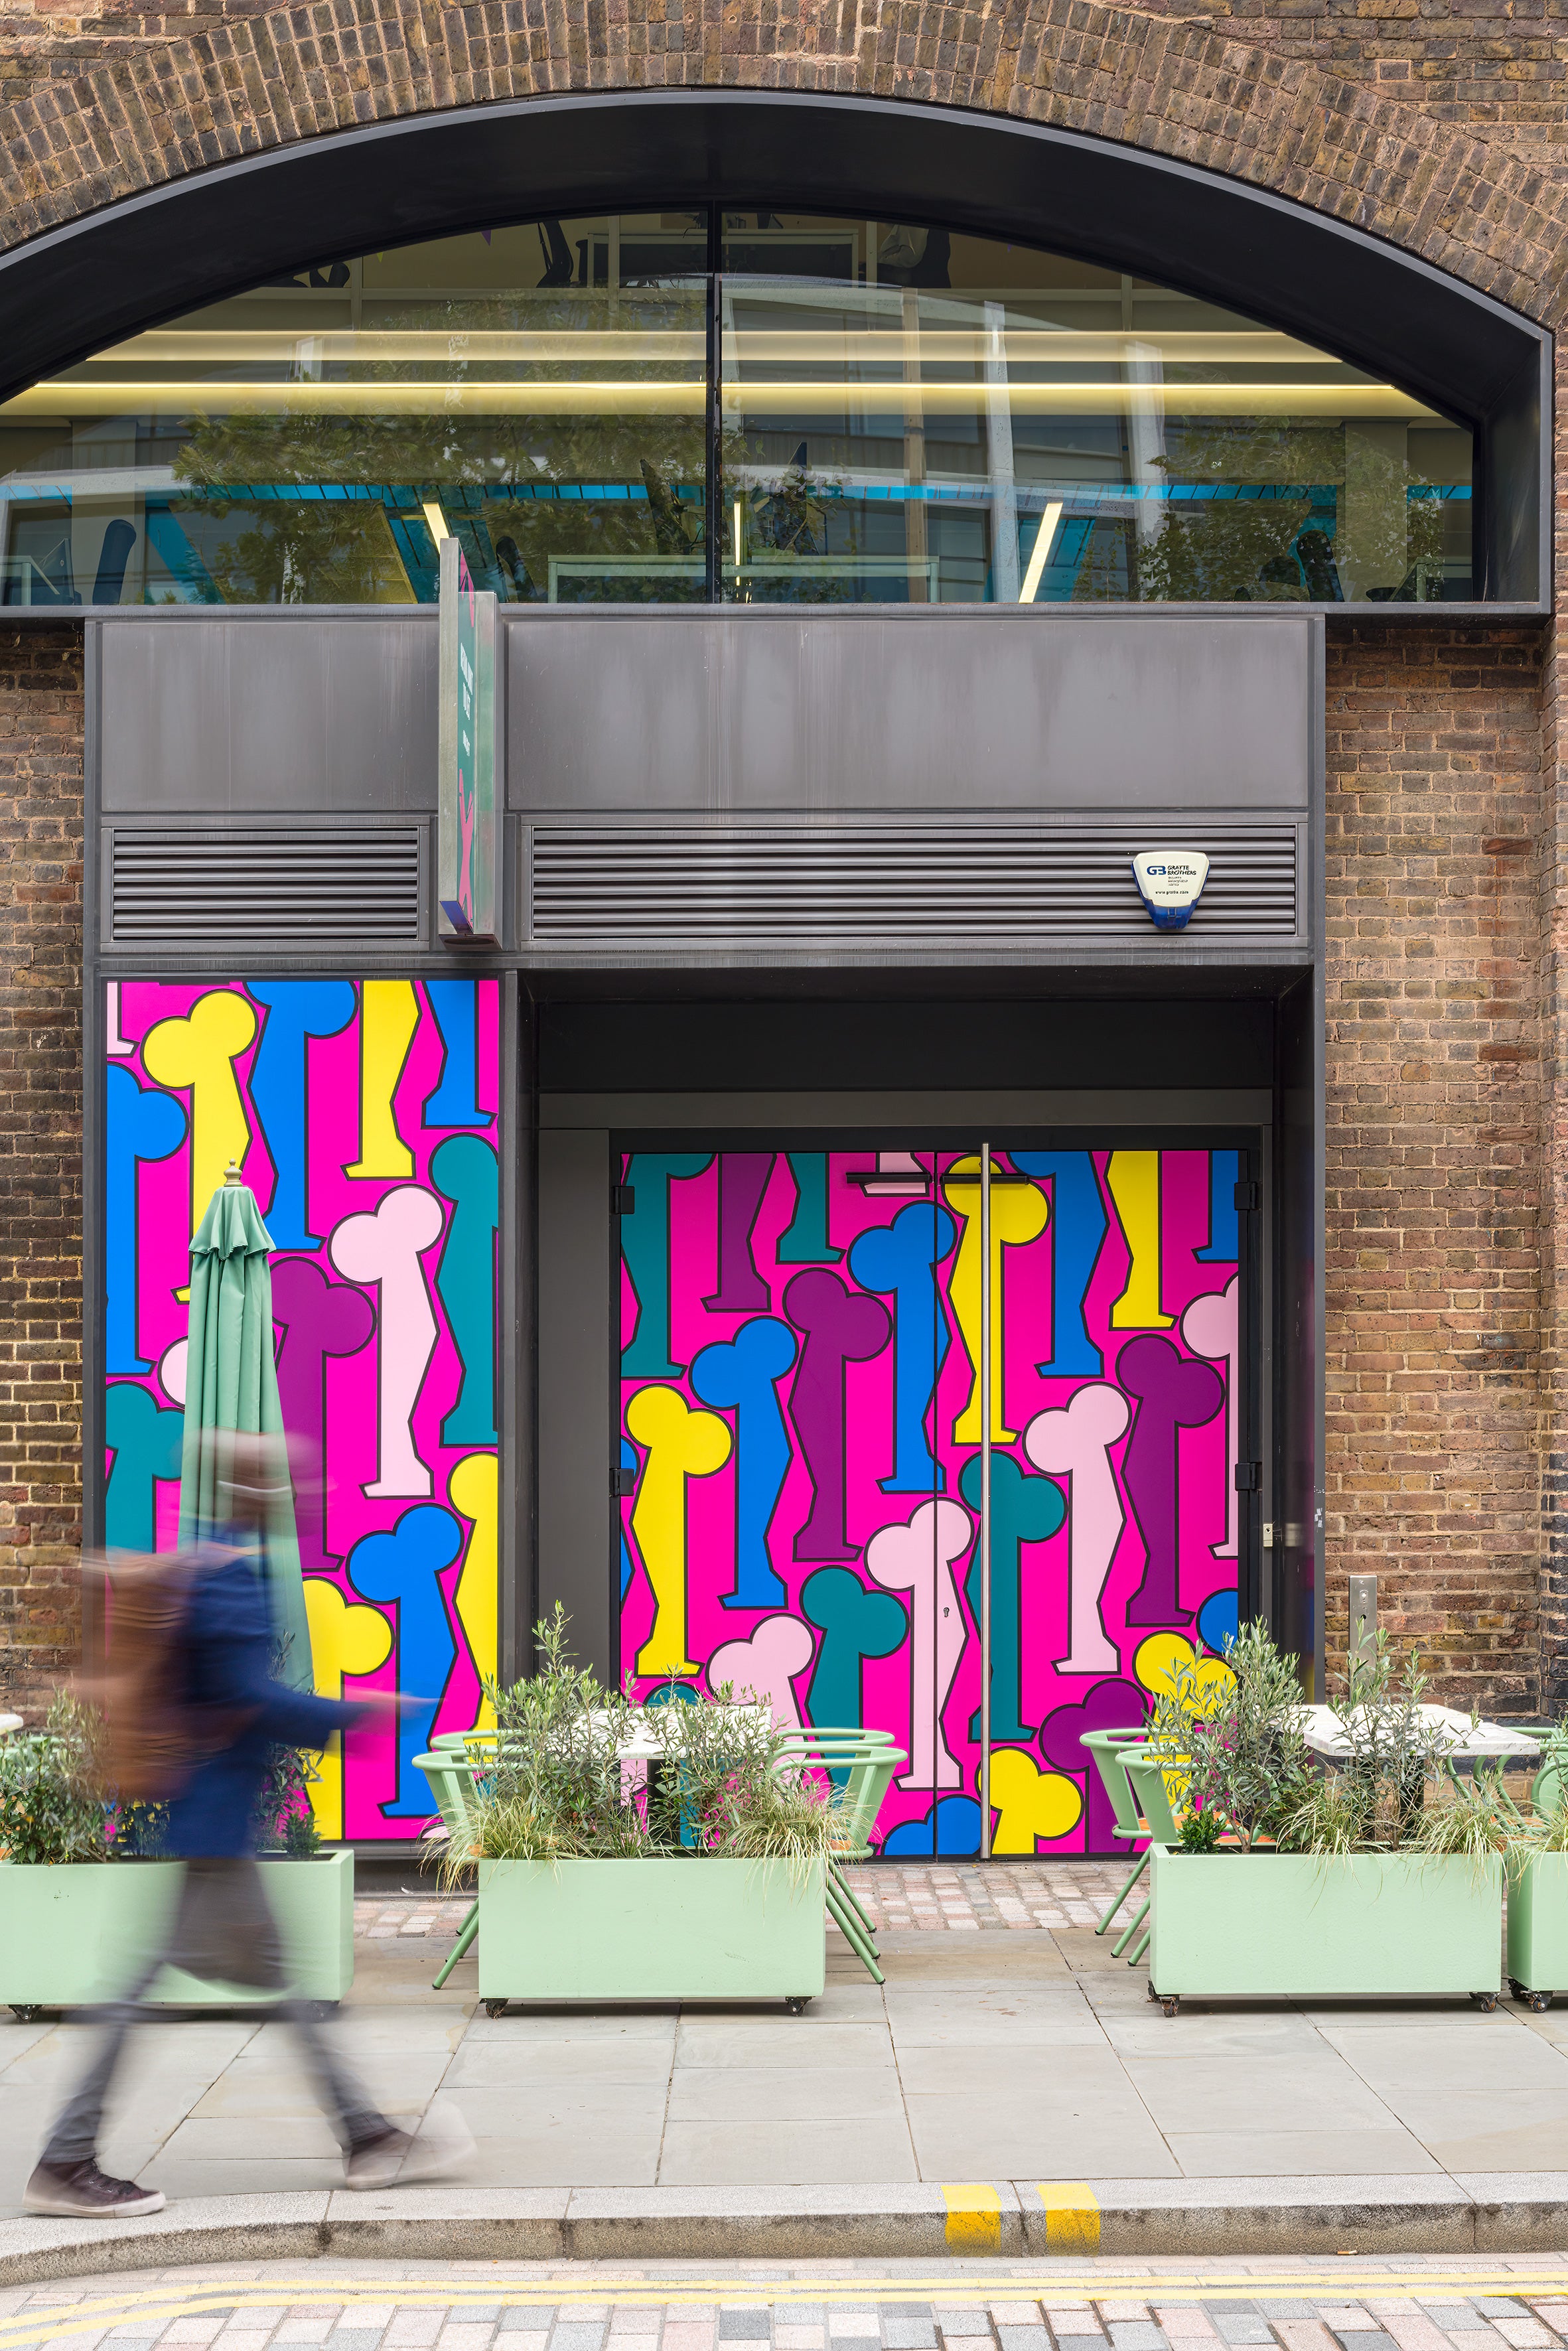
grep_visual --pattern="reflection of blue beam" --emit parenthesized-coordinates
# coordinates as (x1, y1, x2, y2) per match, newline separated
(143, 504, 222, 603)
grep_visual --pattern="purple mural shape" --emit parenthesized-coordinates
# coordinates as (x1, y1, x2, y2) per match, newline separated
(783, 1269, 892, 1561)
(272, 1255, 377, 1567)
(703, 1153, 775, 1313)
(1038, 1678, 1149, 1851)
(1118, 1332, 1226, 1626)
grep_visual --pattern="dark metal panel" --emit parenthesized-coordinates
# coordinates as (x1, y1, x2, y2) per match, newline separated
(540, 997, 1278, 1092)
(536, 1126, 613, 1680)
(508, 611, 1315, 814)
(1274, 970, 1324, 1689)
(100, 618, 438, 814)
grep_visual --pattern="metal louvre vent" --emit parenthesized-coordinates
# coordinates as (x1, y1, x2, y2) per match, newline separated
(109, 827, 423, 944)
(527, 825, 1298, 944)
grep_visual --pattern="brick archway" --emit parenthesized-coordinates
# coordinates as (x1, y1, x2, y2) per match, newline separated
(0, 0, 1561, 324)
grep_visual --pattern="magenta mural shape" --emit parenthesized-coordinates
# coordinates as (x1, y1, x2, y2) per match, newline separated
(617, 1147, 1244, 1855)
(104, 978, 502, 1841)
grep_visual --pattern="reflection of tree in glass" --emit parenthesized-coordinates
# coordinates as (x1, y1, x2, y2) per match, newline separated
(733, 437, 865, 605)
(172, 289, 708, 603)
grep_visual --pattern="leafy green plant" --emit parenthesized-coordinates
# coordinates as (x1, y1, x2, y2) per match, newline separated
(0, 1693, 112, 1864)
(1177, 1802, 1222, 1854)
(455, 1606, 841, 1878)
(1412, 1763, 1520, 1869)
(1148, 1619, 1316, 1851)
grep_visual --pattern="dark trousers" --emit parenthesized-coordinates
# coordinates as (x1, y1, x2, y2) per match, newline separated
(43, 1857, 390, 2167)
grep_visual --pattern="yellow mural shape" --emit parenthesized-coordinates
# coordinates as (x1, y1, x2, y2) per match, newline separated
(1106, 1150, 1175, 1330)
(1133, 1630, 1235, 1711)
(450, 1451, 499, 1731)
(627, 1384, 732, 1677)
(303, 1576, 394, 1840)
(988, 1749, 1083, 1854)
(143, 989, 257, 1236)
(346, 979, 418, 1179)
(942, 1155, 1049, 1443)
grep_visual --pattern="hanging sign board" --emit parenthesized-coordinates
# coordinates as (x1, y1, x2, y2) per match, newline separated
(437, 535, 500, 942)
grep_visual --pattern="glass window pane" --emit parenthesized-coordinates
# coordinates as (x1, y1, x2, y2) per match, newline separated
(0, 203, 1473, 606)
(0, 214, 709, 607)
(719, 216, 1472, 606)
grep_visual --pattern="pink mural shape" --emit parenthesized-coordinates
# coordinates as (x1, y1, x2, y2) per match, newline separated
(103, 978, 502, 1845)
(620, 1145, 1242, 1857)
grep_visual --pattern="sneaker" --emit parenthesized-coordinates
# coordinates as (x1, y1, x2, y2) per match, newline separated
(24, 2157, 166, 2218)
(342, 2111, 474, 2190)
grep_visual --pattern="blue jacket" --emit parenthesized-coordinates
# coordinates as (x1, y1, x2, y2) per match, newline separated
(165, 1542, 360, 1858)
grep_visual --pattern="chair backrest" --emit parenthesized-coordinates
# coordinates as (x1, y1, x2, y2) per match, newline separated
(1123, 1748, 1181, 1847)
(413, 1751, 482, 1849)
(776, 1728, 907, 1854)
(1080, 1729, 1147, 1837)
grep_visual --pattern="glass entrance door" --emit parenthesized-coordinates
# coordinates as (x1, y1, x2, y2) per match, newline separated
(615, 1144, 1249, 1856)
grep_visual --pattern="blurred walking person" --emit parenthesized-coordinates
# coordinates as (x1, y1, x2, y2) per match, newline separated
(27, 1434, 463, 2217)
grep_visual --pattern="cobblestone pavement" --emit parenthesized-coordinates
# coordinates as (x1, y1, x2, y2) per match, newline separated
(8, 2260, 1568, 2351)
(354, 1863, 1129, 1940)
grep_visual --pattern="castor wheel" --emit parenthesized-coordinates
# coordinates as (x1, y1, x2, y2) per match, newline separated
(1529, 1991, 1553, 2013)
(484, 1999, 508, 2018)
(1471, 1991, 1498, 2013)
(9, 2005, 40, 2023)
(1510, 1977, 1528, 2001)
(310, 1999, 338, 2021)
(1161, 1995, 1180, 2018)
(784, 1996, 810, 2015)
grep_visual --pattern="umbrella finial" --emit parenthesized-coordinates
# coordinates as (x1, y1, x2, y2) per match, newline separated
(223, 1160, 243, 1187)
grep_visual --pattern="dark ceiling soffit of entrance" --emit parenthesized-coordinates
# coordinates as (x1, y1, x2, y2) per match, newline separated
(0, 90, 1549, 606)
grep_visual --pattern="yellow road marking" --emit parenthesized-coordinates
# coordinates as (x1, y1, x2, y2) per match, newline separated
(8, 2268, 1568, 2344)
(942, 2182, 1003, 2251)
(1037, 2182, 1100, 2255)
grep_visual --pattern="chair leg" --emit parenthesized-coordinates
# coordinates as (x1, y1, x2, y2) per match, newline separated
(1112, 1896, 1150, 1959)
(827, 1881, 885, 1985)
(831, 1863, 879, 1944)
(432, 1901, 478, 1989)
(1127, 1928, 1150, 1968)
(1096, 1851, 1148, 1936)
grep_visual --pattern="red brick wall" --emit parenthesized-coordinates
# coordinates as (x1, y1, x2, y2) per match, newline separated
(0, 624, 84, 1721)
(1324, 618, 1547, 1712)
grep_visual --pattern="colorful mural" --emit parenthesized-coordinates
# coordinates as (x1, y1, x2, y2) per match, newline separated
(617, 1149, 1244, 1855)
(104, 978, 502, 1841)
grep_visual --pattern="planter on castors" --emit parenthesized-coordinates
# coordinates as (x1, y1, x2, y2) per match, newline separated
(1147, 1845, 1503, 2015)
(475, 1855, 826, 2015)
(1506, 1849, 1568, 2011)
(0, 1849, 354, 2018)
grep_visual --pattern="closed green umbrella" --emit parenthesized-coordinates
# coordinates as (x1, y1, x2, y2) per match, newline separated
(177, 1163, 313, 1691)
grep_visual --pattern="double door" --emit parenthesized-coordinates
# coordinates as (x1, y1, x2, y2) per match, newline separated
(614, 1142, 1253, 1855)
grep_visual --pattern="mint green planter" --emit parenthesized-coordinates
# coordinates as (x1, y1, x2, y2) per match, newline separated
(0, 1850, 354, 2016)
(476, 1856, 826, 2013)
(1149, 1845, 1502, 2013)
(1506, 1850, 1568, 2009)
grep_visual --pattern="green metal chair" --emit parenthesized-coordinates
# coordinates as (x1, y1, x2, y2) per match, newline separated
(1081, 1727, 1154, 1939)
(776, 1727, 905, 1986)
(413, 1748, 486, 1990)
(1121, 1747, 1184, 1971)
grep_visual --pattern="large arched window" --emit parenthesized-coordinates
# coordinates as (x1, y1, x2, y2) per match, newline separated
(0, 204, 1474, 608)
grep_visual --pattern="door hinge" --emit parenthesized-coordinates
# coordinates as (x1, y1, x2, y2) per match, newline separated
(611, 1464, 636, 1498)
(1235, 1460, 1262, 1492)
(611, 1184, 636, 1217)
(1234, 1179, 1261, 1212)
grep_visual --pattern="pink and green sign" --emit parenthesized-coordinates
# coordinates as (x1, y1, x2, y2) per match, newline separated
(617, 1148, 1244, 1855)
(104, 977, 501, 1843)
